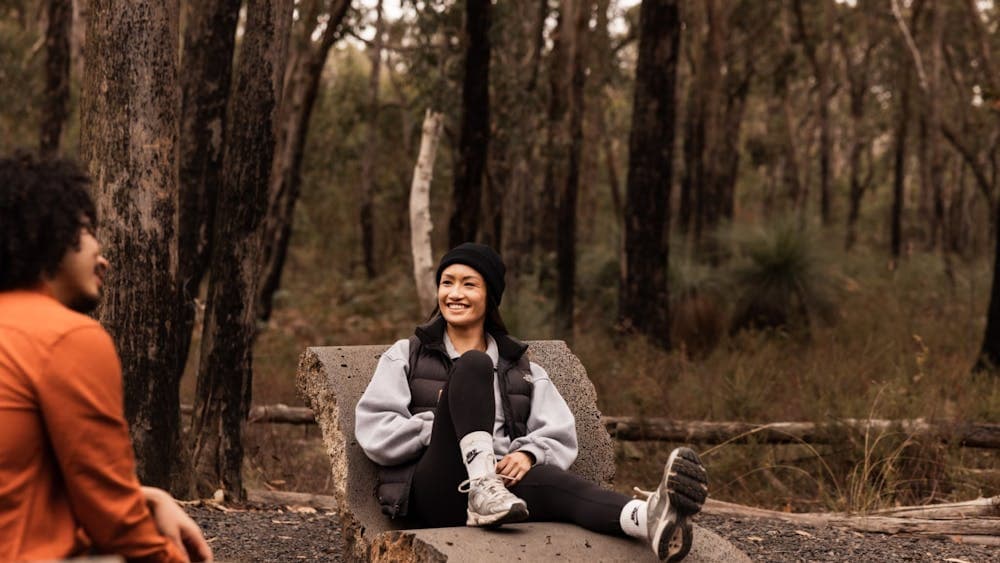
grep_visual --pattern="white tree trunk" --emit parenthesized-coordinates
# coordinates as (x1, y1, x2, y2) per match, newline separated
(410, 109, 444, 314)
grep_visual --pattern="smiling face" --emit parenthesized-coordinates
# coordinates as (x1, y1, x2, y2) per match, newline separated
(45, 223, 108, 313)
(437, 263, 488, 330)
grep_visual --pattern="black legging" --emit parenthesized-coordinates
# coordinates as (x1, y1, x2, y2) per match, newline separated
(409, 350, 630, 535)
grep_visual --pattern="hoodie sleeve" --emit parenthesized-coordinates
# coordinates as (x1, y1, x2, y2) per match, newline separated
(509, 362, 578, 470)
(355, 339, 435, 466)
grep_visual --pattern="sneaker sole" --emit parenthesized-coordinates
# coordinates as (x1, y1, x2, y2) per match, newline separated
(652, 448, 708, 561)
(466, 501, 529, 527)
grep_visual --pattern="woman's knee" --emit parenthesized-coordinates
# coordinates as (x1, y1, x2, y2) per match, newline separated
(452, 350, 493, 378)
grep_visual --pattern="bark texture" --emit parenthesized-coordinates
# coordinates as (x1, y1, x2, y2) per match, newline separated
(190, 0, 292, 500)
(40, 0, 71, 156)
(619, 0, 681, 349)
(448, 0, 491, 247)
(178, 0, 240, 318)
(80, 0, 184, 490)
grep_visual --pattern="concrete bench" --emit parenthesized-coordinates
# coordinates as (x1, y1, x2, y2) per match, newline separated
(297, 341, 748, 562)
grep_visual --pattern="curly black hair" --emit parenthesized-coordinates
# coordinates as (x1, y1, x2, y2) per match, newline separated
(0, 152, 96, 291)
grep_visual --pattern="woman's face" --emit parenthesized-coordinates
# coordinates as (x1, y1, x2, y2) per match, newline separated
(438, 263, 488, 329)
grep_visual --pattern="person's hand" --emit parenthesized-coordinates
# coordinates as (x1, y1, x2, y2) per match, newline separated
(496, 451, 534, 486)
(142, 486, 214, 562)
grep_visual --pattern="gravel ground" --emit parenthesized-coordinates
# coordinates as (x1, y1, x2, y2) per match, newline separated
(188, 503, 998, 562)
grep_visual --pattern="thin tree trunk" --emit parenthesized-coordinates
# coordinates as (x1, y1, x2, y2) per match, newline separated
(841, 14, 877, 251)
(976, 199, 1000, 374)
(178, 0, 240, 304)
(793, 0, 833, 225)
(257, 0, 350, 322)
(175, 4, 241, 478)
(925, 1, 945, 250)
(359, 0, 383, 279)
(410, 110, 444, 315)
(620, 0, 681, 350)
(525, 0, 547, 93)
(40, 0, 71, 156)
(80, 0, 183, 491)
(448, 0, 491, 247)
(891, 82, 910, 261)
(190, 0, 292, 500)
(555, 0, 589, 340)
(540, 4, 571, 260)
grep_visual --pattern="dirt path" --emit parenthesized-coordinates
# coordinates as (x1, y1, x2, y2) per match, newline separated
(188, 503, 997, 562)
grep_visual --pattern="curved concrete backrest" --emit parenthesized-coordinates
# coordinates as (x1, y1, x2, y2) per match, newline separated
(296, 341, 616, 557)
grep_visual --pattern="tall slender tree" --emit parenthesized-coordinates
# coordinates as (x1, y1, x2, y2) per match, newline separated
(359, 0, 384, 279)
(189, 0, 292, 500)
(258, 0, 350, 322)
(620, 0, 681, 349)
(449, 0, 491, 246)
(175, 3, 241, 491)
(81, 0, 184, 490)
(553, 0, 590, 339)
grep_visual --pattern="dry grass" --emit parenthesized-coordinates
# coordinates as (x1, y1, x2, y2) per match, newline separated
(182, 235, 1000, 511)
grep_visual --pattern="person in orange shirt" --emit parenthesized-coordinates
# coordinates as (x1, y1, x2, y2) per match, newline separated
(0, 153, 212, 562)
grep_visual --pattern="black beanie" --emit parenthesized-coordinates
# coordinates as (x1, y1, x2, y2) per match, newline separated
(435, 243, 506, 307)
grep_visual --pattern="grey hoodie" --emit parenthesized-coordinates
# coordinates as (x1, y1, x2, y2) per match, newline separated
(355, 332, 579, 470)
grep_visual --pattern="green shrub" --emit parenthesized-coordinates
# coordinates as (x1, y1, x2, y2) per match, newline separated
(723, 220, 837, 335)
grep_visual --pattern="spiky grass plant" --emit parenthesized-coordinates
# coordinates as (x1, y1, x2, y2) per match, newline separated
(723, 220, 837, 335)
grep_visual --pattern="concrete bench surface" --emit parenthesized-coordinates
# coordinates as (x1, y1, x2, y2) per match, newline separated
(297, 342, 749, 562)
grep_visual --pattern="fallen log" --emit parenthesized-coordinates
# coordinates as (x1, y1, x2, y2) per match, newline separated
(181, 403, 316, 424)
(602, 417, 1000, 448)
(179, 404, 1000, 449)
(703, 497, 1000, 544)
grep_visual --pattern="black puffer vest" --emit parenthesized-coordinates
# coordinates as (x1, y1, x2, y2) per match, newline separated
(375, 316, 534, 519)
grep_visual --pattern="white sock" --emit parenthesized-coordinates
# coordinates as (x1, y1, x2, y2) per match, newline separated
(620, 499, 648, 539)
(459, 431, 496, 481)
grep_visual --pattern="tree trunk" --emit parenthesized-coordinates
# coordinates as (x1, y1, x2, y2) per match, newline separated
(257, 0, 350, 322)
(448, 0, 491, 247)
(923, 1, 945, 250)
(40, 0, 71, 156)
(178, 0, 239, 301)
(841, 10, 877, 251)
(891, 74, 910, 260)
(80, 0, 183, 491)
(555, 0, 589, 340)
(793, 0, 833, 226)
(190, 0, 292, 500)
(620, 0, 681, 350)
(540, 4, 572, 263)
(976, 200, 1000, 373)
(359, 0, 384, 279)
(175, 4, 241, 476)
(410, 110, 444, 315)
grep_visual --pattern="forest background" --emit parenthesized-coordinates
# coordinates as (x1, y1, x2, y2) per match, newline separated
(1, 0, 998, 513)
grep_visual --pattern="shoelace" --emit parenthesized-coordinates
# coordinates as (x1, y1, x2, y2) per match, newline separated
(457, 474, 517, 494)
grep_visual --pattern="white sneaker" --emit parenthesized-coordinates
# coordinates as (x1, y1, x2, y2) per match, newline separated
(635, 447, 708, 562)
(458, 474, 529, 527)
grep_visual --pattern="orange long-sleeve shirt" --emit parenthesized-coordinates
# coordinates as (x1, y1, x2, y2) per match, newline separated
(0, 290, 186, 562)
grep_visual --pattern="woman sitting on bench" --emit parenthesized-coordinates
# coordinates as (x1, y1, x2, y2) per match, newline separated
(355, 243, 708, 562)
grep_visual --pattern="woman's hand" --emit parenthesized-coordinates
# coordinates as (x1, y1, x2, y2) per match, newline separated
(496, 451, 534, 486)
(142, 486, 214, 562)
